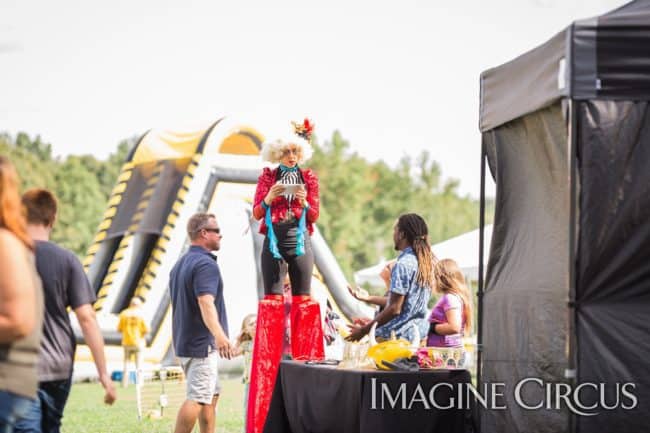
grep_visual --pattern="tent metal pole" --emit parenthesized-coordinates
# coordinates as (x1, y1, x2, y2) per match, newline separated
(567, 99, 578, 433)
(477, 136, 487, 433)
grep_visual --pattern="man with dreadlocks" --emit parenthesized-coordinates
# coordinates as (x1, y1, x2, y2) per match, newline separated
(347, 213, 436, 343)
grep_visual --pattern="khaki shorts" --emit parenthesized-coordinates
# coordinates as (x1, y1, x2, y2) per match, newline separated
(178, 348, 220, 404)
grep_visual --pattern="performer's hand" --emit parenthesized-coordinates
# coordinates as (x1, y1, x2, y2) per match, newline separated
(346, 322, 371, 342)
(265, 183, 285, 205)
(347, 284, 369, 302)
(295, 186, 307, 207)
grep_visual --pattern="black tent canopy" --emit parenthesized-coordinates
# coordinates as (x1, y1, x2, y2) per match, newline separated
(481, 0, 650, 132)
(478, 1, 650, 432)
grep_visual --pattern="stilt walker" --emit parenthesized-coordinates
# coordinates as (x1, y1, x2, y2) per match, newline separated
(247, 119, 324, 433)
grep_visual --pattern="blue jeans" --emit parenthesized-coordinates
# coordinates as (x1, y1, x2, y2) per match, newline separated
(0, 391, 34, 433)
(13, 379, 72, 433)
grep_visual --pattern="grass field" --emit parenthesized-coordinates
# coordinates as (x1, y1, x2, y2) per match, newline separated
(62, 377, 246, 433)
(61, 362, 476, 432)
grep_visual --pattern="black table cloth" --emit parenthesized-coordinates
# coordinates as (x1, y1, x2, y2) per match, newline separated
(264, 361, 475, 433)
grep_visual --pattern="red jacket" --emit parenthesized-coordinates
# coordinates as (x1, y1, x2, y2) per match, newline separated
(252, 167, 320, 235)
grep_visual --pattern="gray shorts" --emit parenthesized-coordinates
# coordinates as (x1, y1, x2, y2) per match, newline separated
(178, 349, 220, 404)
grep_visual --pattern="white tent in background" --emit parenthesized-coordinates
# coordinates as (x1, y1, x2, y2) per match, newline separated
(354, 225, 493, 287)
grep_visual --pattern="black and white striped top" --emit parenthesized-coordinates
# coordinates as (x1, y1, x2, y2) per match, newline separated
(279, 169, 302, 203)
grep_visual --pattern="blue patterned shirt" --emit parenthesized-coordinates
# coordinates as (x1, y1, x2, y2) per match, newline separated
(375, 247, 430, 342)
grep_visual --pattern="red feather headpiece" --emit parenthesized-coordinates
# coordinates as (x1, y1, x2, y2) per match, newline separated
(291, 118, 314, 142)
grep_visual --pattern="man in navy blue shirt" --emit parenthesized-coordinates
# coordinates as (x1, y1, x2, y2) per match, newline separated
(170, 213, 232, 433)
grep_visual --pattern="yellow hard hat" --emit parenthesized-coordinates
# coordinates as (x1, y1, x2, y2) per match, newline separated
(367, 339, 414, 370)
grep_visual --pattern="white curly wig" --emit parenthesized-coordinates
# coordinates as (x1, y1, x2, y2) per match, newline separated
(261, 137, 313, 164)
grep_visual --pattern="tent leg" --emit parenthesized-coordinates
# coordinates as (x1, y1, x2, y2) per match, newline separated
(567, 99, 579, 433)
(477, 137, 487, 433)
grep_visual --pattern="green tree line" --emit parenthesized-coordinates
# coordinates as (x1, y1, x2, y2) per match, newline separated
(1, 132, 133, 255)
(306, 132, 492, 279)
(1, 131, 491, 279)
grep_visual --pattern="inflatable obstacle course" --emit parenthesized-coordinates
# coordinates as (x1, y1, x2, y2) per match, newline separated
(74, 118, 373, 369)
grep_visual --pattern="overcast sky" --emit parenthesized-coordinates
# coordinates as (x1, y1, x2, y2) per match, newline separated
(1, 0, 626, 197)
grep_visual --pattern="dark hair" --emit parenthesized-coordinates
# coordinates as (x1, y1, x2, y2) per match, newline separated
(0, 156, 32, 249)
(396, 213, 437, 289)
(22, 188, 58, 227)
(187, 213, 216, 240)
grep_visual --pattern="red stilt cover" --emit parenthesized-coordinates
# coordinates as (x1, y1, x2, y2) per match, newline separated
(290, 297, 325, 361)
(246, 297, 285, 433)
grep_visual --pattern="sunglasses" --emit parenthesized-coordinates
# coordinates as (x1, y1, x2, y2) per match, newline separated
(282, 148, 300, 156)
(203, 227, 221, 234)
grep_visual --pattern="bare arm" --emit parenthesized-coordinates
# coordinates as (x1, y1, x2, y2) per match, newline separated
(348, 285, 388, 308)
(433, 308, 463, 335)
(75, 304, 116, 405)
(368, 292, 404, 327)
(231, 340, 244, 357)
(0, 231, 36, 343)
(346, 292, 405, 341)
(197, 294, 232, 359)
(367, 296, 388, 308)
